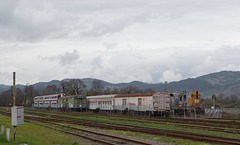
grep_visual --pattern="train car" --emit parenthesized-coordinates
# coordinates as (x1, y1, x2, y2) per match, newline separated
(188, 91, 201, 107)
(86, 94, 116, 110)
(114, 92, 171, 115)
(172, 91, 204, 114)
(175, 91, 201, 108)
(33, 94, 63, 109)
(58, 95, 87, 111)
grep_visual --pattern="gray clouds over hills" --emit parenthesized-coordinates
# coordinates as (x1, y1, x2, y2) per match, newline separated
(1, 0, 240, 86)
(1, 71, 239, 98)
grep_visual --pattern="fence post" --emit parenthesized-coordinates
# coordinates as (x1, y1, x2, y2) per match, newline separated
(6, 128, 10, 141)
(1, 125, 4, 134)
(184, 108, 185, 119)
(194, 108, 196, 119)
(149, 105, 150, 117)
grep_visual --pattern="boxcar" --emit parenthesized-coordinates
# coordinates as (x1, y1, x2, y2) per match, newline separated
(87, 94, 116, 110)
(58, 95, 87, 111)
(114, 92, 171, 112)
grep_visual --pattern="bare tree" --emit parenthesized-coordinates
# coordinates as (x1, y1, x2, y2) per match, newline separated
(70, 79, 86, 95)
(24, 84, 35, 106)
(104, 88, 112, 95)
(91, 80, 104, 95)
(61, 79, 86, 95)
(143, 88, 154, 93)
(112, 88, 119, 94)
(0, 89, 11, 106)
(230, 95, 238, 105)
(61, 80, 73, 95)
(43, 84, 59, 95)
(120, 86, 142, 94)
(16, 88, 24, 106)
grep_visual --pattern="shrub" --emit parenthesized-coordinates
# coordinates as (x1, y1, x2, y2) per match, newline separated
(94, 108, 100, 113)
(122, 108, 128, 115)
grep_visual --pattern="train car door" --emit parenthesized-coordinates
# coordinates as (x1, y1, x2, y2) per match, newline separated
(138, 98, 142, 106)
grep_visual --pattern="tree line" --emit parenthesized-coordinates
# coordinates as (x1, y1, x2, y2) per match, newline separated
(202, 93, 240, 108)
(0, 79, 154, 107)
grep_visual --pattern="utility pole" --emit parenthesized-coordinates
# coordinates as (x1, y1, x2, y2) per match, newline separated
(164, 81, 168, 92)
(13, 72, 16, 140)
(13, 72, 16, 106)
(11, 72, 24, 141)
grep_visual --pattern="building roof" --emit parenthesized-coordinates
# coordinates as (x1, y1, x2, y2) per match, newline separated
(86, 94, 117, 99)
(115, 93, 154, 98)
(115, 92, 171, 98)
(60, 95, 84, 99)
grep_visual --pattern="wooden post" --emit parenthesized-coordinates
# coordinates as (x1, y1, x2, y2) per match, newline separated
(13, 72, 17, 140)
(13, 72, 16, 107)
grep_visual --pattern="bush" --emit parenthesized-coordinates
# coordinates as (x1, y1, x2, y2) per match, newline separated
(94, 108, 100, 113)
(122, 108, 128, 115)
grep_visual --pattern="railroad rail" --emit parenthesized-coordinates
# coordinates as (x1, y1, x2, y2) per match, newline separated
(25, 108, 240, 129)
(26, 114, 240, 145)
(1, 110, 240, 145)
(0, 111, 155, 145)
(24, 110, 240, 134)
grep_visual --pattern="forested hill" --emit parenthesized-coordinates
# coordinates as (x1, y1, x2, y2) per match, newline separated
(0, 71, 240, 98)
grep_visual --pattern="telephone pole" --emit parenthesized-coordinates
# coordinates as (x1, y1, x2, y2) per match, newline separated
(164, 81, 168, 92)
(13, 72, 16, 106)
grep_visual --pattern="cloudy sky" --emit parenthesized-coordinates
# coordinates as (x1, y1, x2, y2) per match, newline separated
(1, 0, 240, 85)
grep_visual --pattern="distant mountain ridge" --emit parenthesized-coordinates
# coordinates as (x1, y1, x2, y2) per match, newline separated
(0, 71, 239, 98)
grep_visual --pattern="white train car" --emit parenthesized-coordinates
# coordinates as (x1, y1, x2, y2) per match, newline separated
(87, 94, 116, 110)
(33, 94, 63, 109)
(114, 92, 171, 112)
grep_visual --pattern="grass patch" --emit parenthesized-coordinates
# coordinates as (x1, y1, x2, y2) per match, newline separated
(100, 129, 211, 145)
(10, 108, 240, 142)
(0, 115, 87, 145)
(23, 108, 240, 139)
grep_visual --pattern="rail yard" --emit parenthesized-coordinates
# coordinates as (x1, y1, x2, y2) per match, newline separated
(0, 107, 240, 145)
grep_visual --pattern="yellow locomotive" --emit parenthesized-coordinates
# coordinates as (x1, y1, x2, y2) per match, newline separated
(188, 91, 201, 107)
(177, 91, 201, 107)
(173, 91, 204, 115)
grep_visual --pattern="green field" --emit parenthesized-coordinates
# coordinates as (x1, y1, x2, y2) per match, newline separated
(0, 115, 87, 145)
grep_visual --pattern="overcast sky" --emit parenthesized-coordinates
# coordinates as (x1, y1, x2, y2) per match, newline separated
(1, 0, 240, 85)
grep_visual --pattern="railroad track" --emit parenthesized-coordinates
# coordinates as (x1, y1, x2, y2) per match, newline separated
(29, 120, 155, 145)
(24, 110, 240, 134)
(25, 109, 240, 129)
(108, 118, 240, 134)
(2, 109, 240, 145)
(2, 110, 240, 145)
(0, 111, 156, 145)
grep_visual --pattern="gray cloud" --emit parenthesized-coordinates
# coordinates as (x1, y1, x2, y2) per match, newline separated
(1, 0, 240, 85)
(39, 50, 80, 66)
(59, 50, 80, 65)
(91, 56, 102, 68)
(81, 13, 150, 37)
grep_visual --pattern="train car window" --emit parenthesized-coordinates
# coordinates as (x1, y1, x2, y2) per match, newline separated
(184, 95, 186, 101)
(138, 98, 142, 106)
(180, 96, 182, 101)
(123, 99, 127, 105)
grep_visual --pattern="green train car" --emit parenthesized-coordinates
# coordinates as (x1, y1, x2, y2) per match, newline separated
(58, 95, 87, 111)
